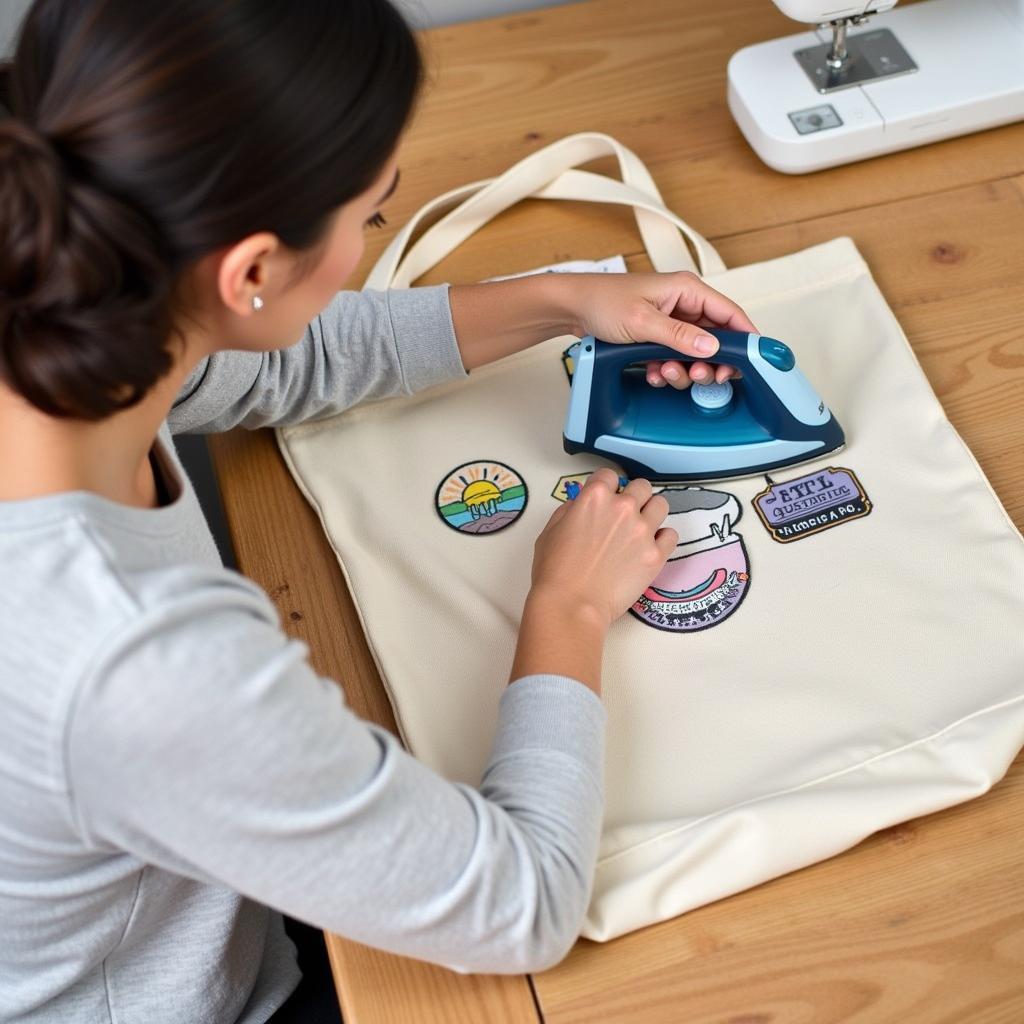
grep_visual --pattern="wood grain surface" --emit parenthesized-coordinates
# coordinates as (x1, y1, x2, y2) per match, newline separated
(536, 762, 1024, 1024)
(208, 0, 1024, 1020)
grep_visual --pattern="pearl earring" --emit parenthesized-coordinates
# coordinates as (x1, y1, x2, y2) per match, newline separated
(252, 295, 264, 312)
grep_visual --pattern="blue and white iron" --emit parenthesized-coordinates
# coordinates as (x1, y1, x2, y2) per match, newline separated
(562, 329, 845, 482)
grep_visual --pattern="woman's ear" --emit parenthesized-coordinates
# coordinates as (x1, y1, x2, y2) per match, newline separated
(216, 232, 281, 316)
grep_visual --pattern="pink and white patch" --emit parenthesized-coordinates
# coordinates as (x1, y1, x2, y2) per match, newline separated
(631, 487, 751, 633)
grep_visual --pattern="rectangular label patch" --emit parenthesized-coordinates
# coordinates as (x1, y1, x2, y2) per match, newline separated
(753, 466, 871, 544)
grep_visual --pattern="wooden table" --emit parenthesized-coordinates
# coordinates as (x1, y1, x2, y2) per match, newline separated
(209, 1, 1024, 1020)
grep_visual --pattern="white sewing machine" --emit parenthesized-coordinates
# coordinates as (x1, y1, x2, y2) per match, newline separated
(727, 0, 1024, 172)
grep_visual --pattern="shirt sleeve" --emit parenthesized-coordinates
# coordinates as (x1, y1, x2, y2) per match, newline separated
(65, 568, 605, 974)
(169, 285, 468, 434)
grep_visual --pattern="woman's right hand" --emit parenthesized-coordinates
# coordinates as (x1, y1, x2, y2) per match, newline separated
(529, 468, 678, 631)
(508, 468, 677, 695)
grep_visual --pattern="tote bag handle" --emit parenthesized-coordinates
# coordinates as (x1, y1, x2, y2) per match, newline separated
(364, 132, 727, 290)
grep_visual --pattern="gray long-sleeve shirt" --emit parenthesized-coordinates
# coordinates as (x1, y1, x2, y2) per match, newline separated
(0, 285, 606, 1024)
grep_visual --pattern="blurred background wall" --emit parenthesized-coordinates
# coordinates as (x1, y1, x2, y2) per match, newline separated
(398, 0, 580, 25)
(0, 0, 583, 55)
(1, 0, 32, 54)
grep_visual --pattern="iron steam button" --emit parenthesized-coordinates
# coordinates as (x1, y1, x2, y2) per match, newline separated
(690, 380, 733, 412)
(757, 336, 795, 372)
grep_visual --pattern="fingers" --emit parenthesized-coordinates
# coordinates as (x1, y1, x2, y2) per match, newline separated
(645, 360, 669, 388)
(623, 480, 672, 538)
(638, 305, 722, 362)
(620, 476, 653, 509)
(581, 467, 623, 495)
(669, 272, 759, 335)
(641, 274, 758, 378)
(647, 359, 740, 390)
(693, 361, 739, 384)
(636, 302, 744, 388)
(654, 526, 679, 558)
(579, 471, 669, 535)
(577, 471, 675, 558)
(640, 490, 669, 528)
(628, 276, 757, 389)
(581, 470, 659, 517)
(647, 359, 690, 390)
(688, 361, 714, 385)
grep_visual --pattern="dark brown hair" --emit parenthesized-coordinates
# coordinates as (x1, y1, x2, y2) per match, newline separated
(0, 0, 422, 419)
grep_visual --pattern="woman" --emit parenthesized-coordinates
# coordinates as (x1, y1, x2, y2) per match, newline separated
(0, 1, 756, 1021)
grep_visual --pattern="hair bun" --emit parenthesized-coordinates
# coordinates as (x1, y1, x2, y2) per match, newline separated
(0, 116, 65, 305)
(0, 115, 52, 153)
(0, 114, 174, 419)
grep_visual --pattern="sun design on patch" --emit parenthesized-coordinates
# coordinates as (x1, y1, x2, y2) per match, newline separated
(631, 487, 751, 633)
(435, 461, 528, 535)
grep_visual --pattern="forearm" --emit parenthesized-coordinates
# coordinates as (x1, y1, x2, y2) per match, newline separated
(71, 587, 606, 974)
(171, 286, 466, 433)
(510, 590, 607, 696)
(449, 274, 580, 370)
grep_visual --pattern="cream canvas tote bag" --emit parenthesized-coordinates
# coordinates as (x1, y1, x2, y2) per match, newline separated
(278, 134, 1024, 941)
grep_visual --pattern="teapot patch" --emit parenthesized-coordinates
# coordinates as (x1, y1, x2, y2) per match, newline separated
(631, 487, 750, 633)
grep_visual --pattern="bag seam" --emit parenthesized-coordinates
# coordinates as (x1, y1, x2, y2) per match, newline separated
(273, 430, 418, 752)
(595, 691, 1024, 870)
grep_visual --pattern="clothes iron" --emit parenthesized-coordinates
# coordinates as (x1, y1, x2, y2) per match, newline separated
(562, 328, 845, 482)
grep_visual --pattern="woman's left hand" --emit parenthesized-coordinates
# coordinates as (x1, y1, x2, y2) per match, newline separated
(566, 271, 758, 390)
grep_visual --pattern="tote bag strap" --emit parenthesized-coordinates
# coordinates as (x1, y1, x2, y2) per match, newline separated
(364, 132, 726, 290)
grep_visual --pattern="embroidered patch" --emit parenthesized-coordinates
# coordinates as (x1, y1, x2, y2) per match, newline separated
(753, 466, 872, 544)
(631, 487, 751, 633)
(435, 461, 528, 535)
(552, 472, 593, 502)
